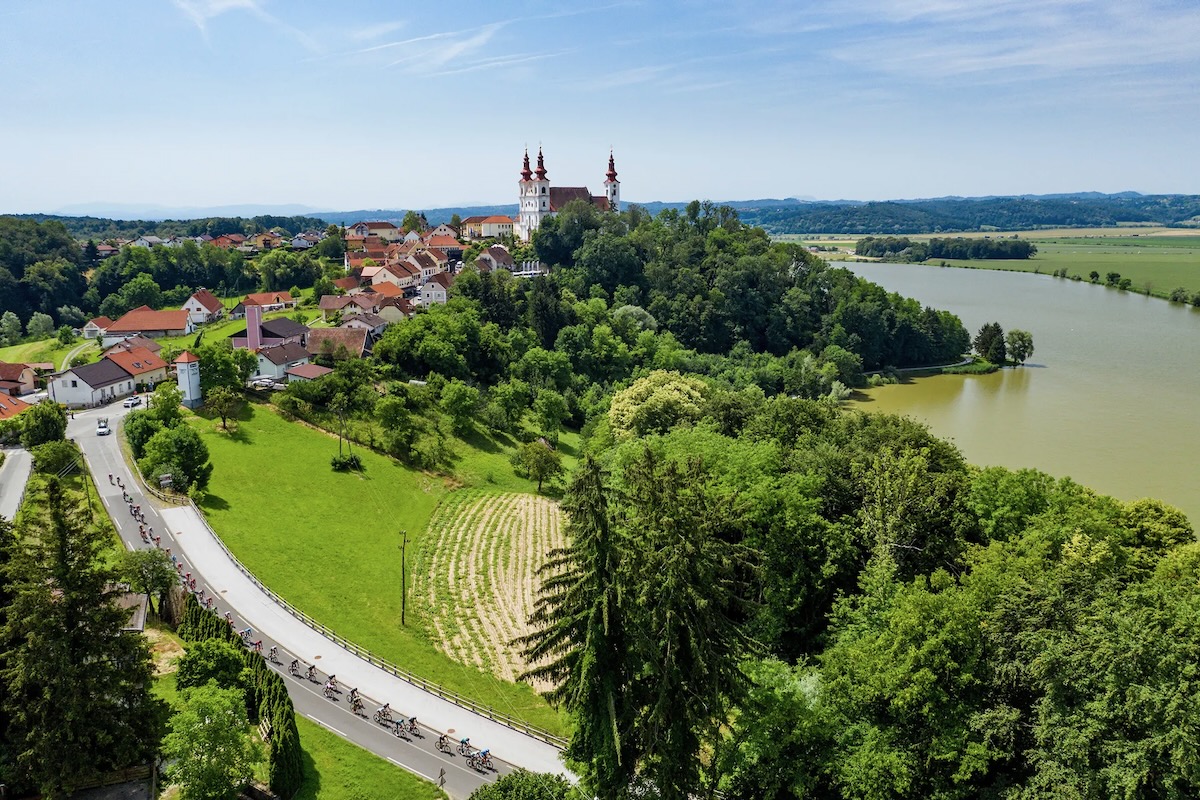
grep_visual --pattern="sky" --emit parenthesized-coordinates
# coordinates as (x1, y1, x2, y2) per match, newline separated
(1, 0, 1198, 214)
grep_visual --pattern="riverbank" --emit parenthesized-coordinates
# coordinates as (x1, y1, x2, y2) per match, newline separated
(846, 261, 1200, 524)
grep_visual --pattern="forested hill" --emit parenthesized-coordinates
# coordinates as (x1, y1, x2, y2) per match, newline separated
(737, 193, 1200, 234)
(6, 213, 329, 240)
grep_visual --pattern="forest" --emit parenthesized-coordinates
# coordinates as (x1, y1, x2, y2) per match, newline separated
(740, 194, 1200, 234)
(855, 236, 1038, 261)
(5, 212, 327, 241)
(0, 216, 343, 335)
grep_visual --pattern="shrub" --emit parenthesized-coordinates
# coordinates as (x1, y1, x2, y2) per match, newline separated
(31, 440, 80, 475)
(330, 453, 363, 472)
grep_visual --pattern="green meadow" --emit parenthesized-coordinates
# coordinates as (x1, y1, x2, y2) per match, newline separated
(191, 402, 568, 735)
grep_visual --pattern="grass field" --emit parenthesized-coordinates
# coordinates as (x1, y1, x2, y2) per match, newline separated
(293, 715, 446, 800)
(192, 402, 567, 735)
(417, 491, 565, 688)
(0, 335, 101, 370)
(929, 236, 1200, 297)
(156, 306, 325, 352)
(780, 229, 1200, 299)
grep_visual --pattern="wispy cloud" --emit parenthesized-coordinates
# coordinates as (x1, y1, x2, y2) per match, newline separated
(348, 19, 408, 41)
(170, 0, 322, 53)
(384, 22, 506, 71)
(424, 52, 562, 79)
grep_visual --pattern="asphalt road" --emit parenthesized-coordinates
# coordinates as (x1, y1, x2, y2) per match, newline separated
(70, 402, 552, 798)
(0, 446, 33, 522)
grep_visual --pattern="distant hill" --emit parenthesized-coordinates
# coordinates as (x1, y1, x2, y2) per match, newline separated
(49, 202, 323, 220)
(10, 192, 1200, 240)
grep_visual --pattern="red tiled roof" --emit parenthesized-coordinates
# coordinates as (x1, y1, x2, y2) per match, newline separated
(104, 346, 168, 376)
(481, 215, 514, 224)
(87, 316, 115, 329)
(306, 327, 369, 358)
(548, 186, 599, 212)
(175, 350, 199, 363)
(429, 272, 453, 289)
(107, 306, 191, 333)
(244, 291, 295, 306)
(371, 282, 405, 297)
(188, 288, 223, 313)
(0, 362, 33, 381)
(332, 276, 360, 291)
(0, 394, 32, 421)
(423, 234, 461, 249)
(286, 363, 334, 380)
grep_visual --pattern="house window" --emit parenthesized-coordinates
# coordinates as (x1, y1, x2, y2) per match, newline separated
(71, 380, 77, 388)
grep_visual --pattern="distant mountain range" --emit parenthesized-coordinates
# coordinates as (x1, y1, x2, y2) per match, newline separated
(12, 191, 1199, 236)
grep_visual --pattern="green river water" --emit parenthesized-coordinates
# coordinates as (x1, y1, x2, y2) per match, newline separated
(846, 263, 1200, 523)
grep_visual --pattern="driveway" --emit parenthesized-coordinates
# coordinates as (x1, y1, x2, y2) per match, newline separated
(0, 446, 33, 522)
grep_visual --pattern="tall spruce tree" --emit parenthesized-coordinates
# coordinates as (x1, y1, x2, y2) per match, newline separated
(521, 455, 634, 797)
(0, 478, 165, 796)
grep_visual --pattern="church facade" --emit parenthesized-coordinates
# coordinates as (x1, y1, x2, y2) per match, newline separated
(515, 148, 620, 241)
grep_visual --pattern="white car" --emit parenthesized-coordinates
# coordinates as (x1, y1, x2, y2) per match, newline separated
(122, 395, 142, 408)
(252, 378, 275, 390)
(96, 418, 111, 436)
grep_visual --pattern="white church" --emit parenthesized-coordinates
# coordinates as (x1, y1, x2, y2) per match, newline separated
(515, 148, 620, 241)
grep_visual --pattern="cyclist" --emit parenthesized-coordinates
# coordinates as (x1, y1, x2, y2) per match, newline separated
(323, 680, 336, 699)
(458, 737, 471, 755)
(348, 687, 359, 703)
(268, 645, 278, 662)
(327, 674, 337, 690)
(436, 733, 449, 751)
(289, 659, 300, 676)
(406, 716, 418, 733)
(108, 473, 114, 485)
(306, 664, 317, 681)
(376, 702, 391, 722)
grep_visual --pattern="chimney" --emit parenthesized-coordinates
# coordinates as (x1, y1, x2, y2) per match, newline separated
(246, 303, 263, 350)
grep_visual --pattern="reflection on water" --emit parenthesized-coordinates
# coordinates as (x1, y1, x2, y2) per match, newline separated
(847, 263, 1200, 523)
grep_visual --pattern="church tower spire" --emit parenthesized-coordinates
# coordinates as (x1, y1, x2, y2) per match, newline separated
(518, 146, 552, 242)
(604, 149, 620, 212)
(520, 148, 532, 181)
(535, 146, 548, 180)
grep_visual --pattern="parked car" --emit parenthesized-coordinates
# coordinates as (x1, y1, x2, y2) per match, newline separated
(251, 378, 274, 390)
(96, 418, 111, 436)
(122, 394, 142, 408)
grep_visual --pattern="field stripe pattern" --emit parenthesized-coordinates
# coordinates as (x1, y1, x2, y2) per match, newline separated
(420, 492, 564, 688)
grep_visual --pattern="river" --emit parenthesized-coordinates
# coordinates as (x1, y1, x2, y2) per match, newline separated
(846, 263, 1200, 523)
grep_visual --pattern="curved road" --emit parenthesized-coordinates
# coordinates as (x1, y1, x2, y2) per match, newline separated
(68, 403, 569, 798)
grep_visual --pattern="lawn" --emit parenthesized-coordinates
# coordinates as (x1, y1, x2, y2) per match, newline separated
(293, 716, 446, 800)
(192, 402, 566, 735)
(0, 335, 101, 370)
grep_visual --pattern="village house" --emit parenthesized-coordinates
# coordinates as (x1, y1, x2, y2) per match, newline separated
(49, 359, 136, 408)
(249, 231, 284, 250)
(181, 288, 224, 325)
(291, 233, 320, 249)
(339, 311, 388, 339)
(420, 272, 452, 306)
(104, 336, 163, 356)
(285, 363, 333, 383)
(0, 393, 32, 422)
(82, 315, 114, 339)
(480, 215, 515, 238)
(317, 294, 379, 322)
(230, 291, 296, 318)
(371, 262, 419, 291)
(230, 305, 307, 350)
(103, 346, 169, 391)
(103, 306, 193, 345)
(95, 243, 120, 259)
(376, 296, 414, 323)
(130, 235, 165, 248)
(475, 244, 515, 272)
(426, 223, 458, 239)
(349, 221, 402, 241)
(254, 342, 311, 381)
(306, 327, 370, 360)
(332, 276, 360, 293)
(0, 362, 37, 396)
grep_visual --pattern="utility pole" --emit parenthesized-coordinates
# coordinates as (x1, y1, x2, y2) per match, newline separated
(399, 529, 408, 627)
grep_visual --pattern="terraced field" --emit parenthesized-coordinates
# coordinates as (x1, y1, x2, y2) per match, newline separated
(418, 491, 564, 688)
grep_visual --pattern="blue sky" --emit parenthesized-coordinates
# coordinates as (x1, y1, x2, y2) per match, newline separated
(1, 0, 1197, 213)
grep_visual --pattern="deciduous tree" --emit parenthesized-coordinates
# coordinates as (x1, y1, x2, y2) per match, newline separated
(162, 681, 261, 800)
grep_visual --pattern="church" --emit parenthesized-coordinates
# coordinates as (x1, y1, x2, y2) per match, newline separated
(515, 148, 620, 241)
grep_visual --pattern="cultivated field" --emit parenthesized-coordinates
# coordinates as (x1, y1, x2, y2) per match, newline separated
(418, 491, 565, 690)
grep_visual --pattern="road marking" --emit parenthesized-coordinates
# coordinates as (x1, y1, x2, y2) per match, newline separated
(387, 757, 441, 783)
(304, 714, 344, 737)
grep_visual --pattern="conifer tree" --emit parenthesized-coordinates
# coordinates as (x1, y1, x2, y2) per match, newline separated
(1, 478, 166, 796)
